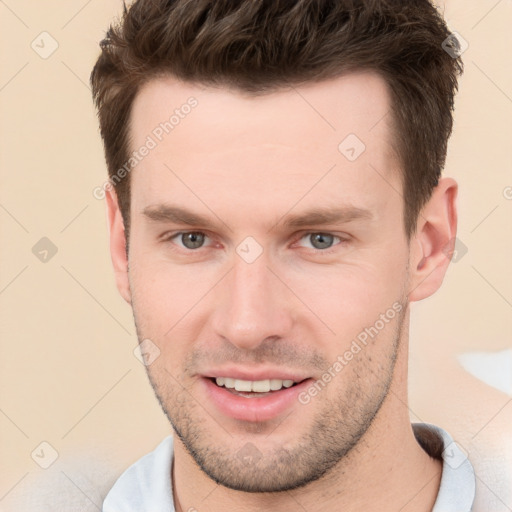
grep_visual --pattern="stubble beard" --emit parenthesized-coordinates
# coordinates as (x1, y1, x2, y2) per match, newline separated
(135, 303, 406, 493)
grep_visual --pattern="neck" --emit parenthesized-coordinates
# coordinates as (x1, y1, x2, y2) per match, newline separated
(172, 326, 442, 512)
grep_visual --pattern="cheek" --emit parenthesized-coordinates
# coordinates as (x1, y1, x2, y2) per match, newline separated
(129, 256, 216, 338)
(282, 258, 407, 339)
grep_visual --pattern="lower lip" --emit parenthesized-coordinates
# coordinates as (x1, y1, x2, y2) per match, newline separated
(201, 377, 313, 422)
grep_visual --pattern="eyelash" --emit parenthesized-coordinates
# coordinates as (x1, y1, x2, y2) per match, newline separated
(161, 231, 349, 255)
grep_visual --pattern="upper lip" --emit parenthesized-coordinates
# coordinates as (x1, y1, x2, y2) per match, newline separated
(201, 367, 311, 382)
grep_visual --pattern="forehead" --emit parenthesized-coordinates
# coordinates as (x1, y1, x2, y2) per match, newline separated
(130, 71, 394, 150)
(128, 72, 401, 225)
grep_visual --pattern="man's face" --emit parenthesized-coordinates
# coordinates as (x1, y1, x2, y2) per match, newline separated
(126, 72, 412, 492)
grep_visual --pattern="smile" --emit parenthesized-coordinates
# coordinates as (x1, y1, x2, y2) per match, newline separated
(213, 377, 299, 395)
(203, 376, 312, 421)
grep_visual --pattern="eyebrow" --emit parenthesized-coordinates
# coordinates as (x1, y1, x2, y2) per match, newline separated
(143, 205, 215, 226)
(278, 206, 373, 229)
(142, 204, 373, 230)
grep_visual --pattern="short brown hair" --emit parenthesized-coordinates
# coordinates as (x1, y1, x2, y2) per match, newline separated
(91, 0, 462, 239)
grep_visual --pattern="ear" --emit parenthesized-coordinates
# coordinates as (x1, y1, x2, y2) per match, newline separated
(105, 188, 132, 304)
(408, 177, 458, 302)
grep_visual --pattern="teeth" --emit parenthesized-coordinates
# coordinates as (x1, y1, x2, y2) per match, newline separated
(234, 379, 252, 392)
(251, 380, 270, 393)
(214, 377, 297, 392)
(224, 378, 235, 389)
(269, 379, 283, 390)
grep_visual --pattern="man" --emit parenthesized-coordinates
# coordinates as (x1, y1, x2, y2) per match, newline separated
(91, 1, 475, 510)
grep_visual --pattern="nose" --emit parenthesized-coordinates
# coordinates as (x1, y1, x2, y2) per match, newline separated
(211, 254, 294, 351)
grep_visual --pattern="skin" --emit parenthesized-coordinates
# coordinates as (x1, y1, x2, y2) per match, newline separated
(106, 71, 457, 511)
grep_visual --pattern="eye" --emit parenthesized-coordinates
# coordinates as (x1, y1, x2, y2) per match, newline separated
(168, 231, 210, 250)
(162, 231, 347, 254)
(297, 233, 344, 251)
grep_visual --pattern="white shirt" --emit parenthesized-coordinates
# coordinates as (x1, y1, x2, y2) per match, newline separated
(103, 423, 475, 512)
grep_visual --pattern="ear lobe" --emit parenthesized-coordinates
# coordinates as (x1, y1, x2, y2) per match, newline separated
(408, 177, 458, 302)
(105, 188, 132, 304)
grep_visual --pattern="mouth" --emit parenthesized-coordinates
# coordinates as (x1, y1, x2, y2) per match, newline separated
(201, 375, 313, 422)
(209, 376, 305, 398)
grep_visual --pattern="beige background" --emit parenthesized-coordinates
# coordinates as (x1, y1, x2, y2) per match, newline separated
(0, 1, 510, 510)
